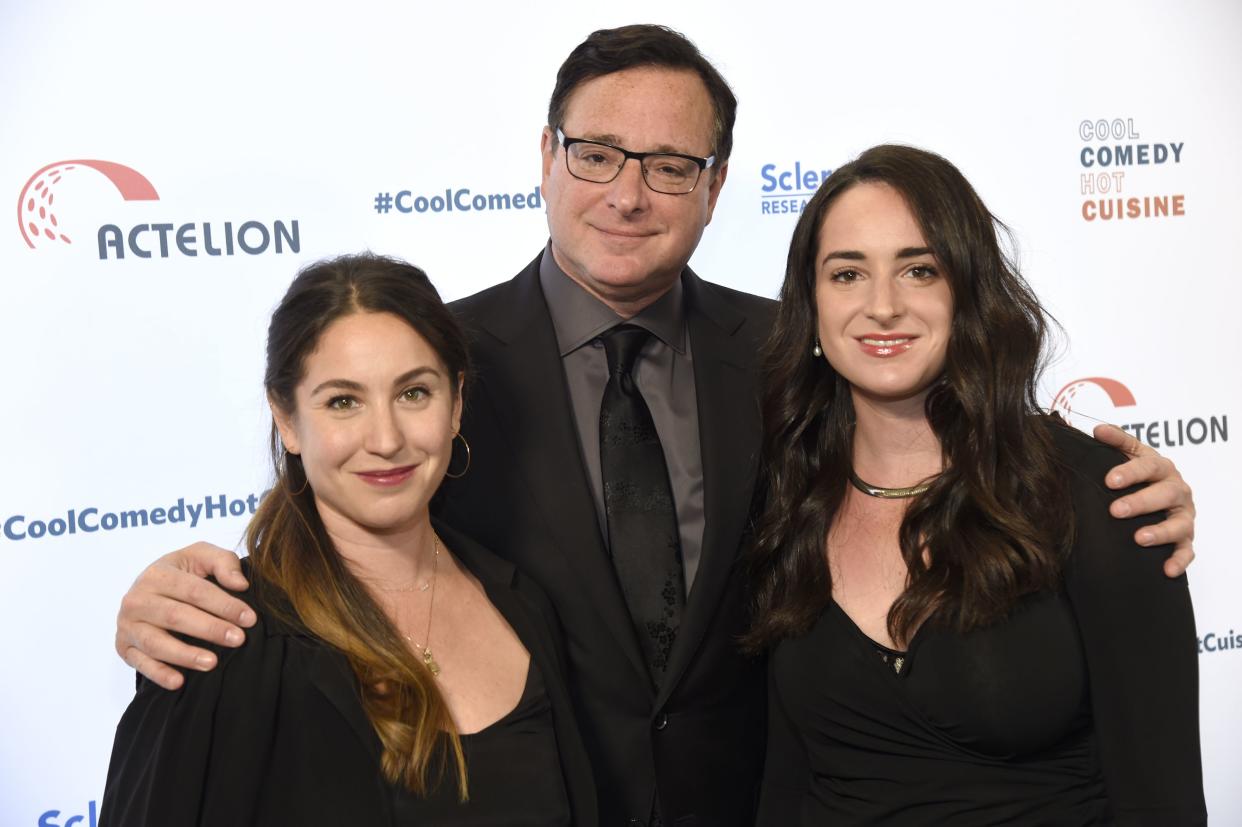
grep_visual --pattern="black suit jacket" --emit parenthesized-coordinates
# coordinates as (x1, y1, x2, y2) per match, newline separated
(439, 252, 776, 826)
(101, 520, 598, 826)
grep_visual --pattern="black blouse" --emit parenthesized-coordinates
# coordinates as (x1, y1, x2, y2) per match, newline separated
(757, 426, 1206, 826)
(396, 660, 570, 825)
(100, 520, 596, 826)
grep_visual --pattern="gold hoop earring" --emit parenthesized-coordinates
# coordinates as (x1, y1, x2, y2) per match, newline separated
(445, 432, 472, 479)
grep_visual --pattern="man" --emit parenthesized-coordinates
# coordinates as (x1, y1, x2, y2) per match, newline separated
(114, 25, 1196, 826)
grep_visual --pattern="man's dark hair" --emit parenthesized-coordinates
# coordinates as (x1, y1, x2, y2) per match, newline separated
(547, 24, 738, 165)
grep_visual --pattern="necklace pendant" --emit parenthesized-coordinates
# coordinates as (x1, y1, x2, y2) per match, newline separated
(423, 647, 441, 677)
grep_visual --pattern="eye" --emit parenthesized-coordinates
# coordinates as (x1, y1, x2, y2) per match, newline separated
(400, 385, 430, 402)
(650, 160, 691, 179)
(573, 144, 619, 168)
(829, 268, 862, 283)
(326, 395, 358, 410)
(907, 264, 939, 280)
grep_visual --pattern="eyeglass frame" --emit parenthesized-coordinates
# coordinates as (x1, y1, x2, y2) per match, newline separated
(554, 127, 717, 195)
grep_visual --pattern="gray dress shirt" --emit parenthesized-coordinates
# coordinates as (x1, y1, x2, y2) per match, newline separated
(538, 247, 706, 592)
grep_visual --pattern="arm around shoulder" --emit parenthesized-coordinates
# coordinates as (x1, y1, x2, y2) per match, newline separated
(1063, 444, 1206, 825)
(102, 588, 279, 826)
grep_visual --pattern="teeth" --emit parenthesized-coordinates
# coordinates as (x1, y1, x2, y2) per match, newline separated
(861, 338, 910, 346)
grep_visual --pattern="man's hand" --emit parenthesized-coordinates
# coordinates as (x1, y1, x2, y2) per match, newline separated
(114, 542, 255, 690)
(1094, 423, 1196, 578)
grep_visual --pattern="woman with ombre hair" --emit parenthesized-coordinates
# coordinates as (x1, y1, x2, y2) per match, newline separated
(748, 145, 1205, 825)
(102, 254, 595, 826)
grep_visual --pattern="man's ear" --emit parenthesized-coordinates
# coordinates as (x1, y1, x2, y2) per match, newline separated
(269, 394, 300, 456)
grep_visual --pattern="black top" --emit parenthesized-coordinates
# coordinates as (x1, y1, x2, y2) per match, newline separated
(101, 519, 596, 827)
(758, 424, 1206, 826)
(399, 660, 569, 825)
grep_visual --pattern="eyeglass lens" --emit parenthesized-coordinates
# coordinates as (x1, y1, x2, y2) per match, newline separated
(567, 142, 702, 194)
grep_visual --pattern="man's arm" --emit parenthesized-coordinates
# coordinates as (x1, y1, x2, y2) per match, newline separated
(117, 422, 1196, 690)
(1094, 424, 1196, 577)
(114, 543, 255, 690)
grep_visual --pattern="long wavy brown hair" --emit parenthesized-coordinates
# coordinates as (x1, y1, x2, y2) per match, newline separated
(246, 254, 470, 797)
(744, 145, 1073, 651)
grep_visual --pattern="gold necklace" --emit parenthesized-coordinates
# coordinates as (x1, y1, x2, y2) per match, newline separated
(849, 470, 932, 500)
(398, 534, 442, 677)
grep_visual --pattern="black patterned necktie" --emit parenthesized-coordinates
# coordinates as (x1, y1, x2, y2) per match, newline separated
(599, 324, 685, 679)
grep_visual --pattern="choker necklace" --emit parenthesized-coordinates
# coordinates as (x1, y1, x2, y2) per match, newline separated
(398, 534, 442, 677)
(849, 471, 932, 500)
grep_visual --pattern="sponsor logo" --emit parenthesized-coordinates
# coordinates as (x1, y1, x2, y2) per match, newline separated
(37, 801, 97, 827)
(758, 162, 833, 215)
(1051, 376, 1227, 448)
(372, 185, 542, 215)
(1076, 118, 1185, 222)
(3, 491, 267, 542)
(17, 159, 301, 260)
(18, 160, 158, 248)
(1198, 627, 1242, 655)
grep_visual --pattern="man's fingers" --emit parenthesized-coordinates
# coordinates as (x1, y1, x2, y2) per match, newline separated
(134, 562, 256, 628)
(1109, 475, 1185, 519)
(1104, 453, 1176, 491)
(1165, 543, 1195, 578)
(1093, 422, 1151, 459)
(1124, 508, 1195, 548)
(121, 646, 187, 691)
(180, 543, 249, 592)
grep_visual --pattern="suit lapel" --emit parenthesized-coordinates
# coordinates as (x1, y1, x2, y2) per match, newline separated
(468, 256, 651, 685)
(657, 272, 762, 706)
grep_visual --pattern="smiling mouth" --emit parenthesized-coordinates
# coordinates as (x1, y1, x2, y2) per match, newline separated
(856, 336, 917, 357)
(355, 466, 416, 486)
(593, 225, 655, 239)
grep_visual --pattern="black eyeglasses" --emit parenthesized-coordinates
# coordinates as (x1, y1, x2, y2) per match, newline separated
(555, 128, 716, 195)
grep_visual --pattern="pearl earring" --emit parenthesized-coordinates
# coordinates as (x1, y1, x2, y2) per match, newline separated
(812, 340, 823, 357)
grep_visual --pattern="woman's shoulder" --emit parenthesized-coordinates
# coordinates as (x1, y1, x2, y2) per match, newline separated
(432, 518, 562, 638)
(230, 557, 305, 639)
(432, 518, 550, 604)
(1039, 415, 1131, 500)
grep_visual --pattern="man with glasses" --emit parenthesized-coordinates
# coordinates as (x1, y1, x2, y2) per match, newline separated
(113, 24, 1196, 827)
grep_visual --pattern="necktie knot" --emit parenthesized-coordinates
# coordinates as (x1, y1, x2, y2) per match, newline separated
(602, 324, 651, 378)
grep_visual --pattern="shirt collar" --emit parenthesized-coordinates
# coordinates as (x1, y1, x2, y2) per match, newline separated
(538, 242, 687, 356)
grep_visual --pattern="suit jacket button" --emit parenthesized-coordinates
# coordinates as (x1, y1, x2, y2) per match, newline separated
(654, 713, 669, 731)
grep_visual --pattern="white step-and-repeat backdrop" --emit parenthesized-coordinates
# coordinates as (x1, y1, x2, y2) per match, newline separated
(3, 1, 1238, 823)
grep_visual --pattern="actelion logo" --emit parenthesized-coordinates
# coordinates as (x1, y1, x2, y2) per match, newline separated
(17, 159, 158, 248)
(1051, 376, 1226, 449)
(17, 158, 301, 260)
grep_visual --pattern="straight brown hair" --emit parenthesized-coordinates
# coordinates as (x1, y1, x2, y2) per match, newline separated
(247, 254, 470, 796)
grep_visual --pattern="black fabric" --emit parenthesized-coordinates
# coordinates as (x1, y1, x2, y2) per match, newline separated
(441, 252, 774, 826)
(100, 519, 597, 827)
(396, 661, 571, 825)
(600, 324, 685, 679)
(756, 424, 1206, 826)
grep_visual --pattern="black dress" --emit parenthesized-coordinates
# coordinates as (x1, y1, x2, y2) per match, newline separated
(757, 425, 1206, 826)
(100, 519, 596, 826)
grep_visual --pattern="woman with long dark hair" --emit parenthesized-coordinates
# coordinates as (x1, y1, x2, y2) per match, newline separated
(748, 145, 1204, 824)
(102, 254, 595, 825)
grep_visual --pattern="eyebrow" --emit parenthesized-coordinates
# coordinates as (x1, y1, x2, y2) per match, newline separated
(309, 366, 441, 397)
(821, 246, 935, 265)
(578, 132, 691, 155)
